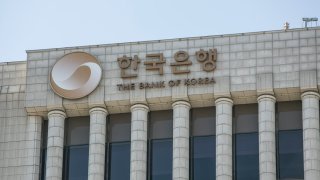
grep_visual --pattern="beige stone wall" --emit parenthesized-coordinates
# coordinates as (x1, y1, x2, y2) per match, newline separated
(24, 27, 320, 117)
(0, 27, 320, 179)
(0, 62, 42, 180)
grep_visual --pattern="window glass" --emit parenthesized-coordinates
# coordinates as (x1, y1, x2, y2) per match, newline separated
(278, 130, 304, 179)
(65, 145, 89, 180)
(63, 117, 90, 180)
(234, 104, 259, 180)
(192, 136, 215, 180)
(278, 101, 302, 130)
(192, 107, 215, 136)
(41, 149, 47, 180)
(109, 113, 131, 142)
(108, 142, 130, 180)
(150, 139, 172, 180)
(235, 133, 259, 180)
(149, 110, 173, 180)
(107, 113, 131, 180)
(66, 117, 90, 145)
(191, 107, 216, 180)
(42, 120, 48, 148)
(40, 120, 48, 180)
(149, 110, 173, 139)
(277, 101, 304, 179)
(234, 104, 258, 133)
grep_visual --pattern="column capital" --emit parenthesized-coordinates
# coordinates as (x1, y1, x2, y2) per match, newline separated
(89, 107, 108, 115)
(172, 100, 191, 109)
(215, 97, 233, 105)
(257, 94, 276, 103)
(48, 110, 66, 118)
(130, 103, 149, 112)
(301, 91, 320, 99)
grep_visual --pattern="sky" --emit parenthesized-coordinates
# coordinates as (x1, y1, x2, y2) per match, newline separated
(0, 0, 319, 62)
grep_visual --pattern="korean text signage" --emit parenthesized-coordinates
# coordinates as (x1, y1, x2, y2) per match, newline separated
(117, 48, 217, 91)
(49, 48, 217, 99)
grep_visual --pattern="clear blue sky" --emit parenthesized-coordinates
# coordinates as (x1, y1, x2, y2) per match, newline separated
(0, 0, 319, 62)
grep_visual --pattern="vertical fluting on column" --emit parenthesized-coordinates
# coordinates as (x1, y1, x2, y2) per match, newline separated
(46, 110, 66, 180)
(130, 104, 149, 180)
(257, 95, 276, 180)
(88, 107, 108, 180)
(172, 101, 191, 180)
(215, 98, 233, 180)
(301, 92, 320, 180)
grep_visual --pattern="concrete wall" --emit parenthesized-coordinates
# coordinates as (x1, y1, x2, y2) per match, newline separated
(0, 27, 319, 179)
(24, 27, 320, 117)
(0, 62, 42, 180)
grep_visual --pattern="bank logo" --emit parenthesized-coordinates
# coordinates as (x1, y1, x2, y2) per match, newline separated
(50, 52, 102, 99)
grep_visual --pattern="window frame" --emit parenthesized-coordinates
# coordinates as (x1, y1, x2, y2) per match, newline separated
(190, 107, 216, 180)
(40, 120, 48, 180)
(62, 144, 89, 180)
(107, 141, 131, 180)
(62, 117, 90, 180)
(105, 113, 131, 180)
(147, 110, 174, 180)
(276, 101, 304, 180)
(232, 104, 259, 180)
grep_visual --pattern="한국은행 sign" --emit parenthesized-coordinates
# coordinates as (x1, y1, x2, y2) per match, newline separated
(116, 48, 217, 91)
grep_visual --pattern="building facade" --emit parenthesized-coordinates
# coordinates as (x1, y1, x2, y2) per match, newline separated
(0, 27, 320, 180)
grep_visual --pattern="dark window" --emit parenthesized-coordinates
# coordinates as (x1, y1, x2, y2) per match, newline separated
(149, 110, 173, 139)
(63, 117, 90, 180)
(278, 101, 302, 131)
(278, 130, 304, 179)
(41, 149, 47, 180)
(277, 101, 303, 180)
(191, 107, 215, 136)
(40, 120, 48, 180)
(106, 113, 131, 180)
(235, 133, 259, 180)
(148, 110, 173, 180)
(109, 113, 131, 142)
(149, 139, 173, 180)
(192, 136, 215, 180)
(234, 104, 258, 134)
(64, 145, 89, 180)
(191, 107, 216, 180)
(234, 104, 259, 180)
(65, 117, 90, 146)
(108, 142, 130, 180)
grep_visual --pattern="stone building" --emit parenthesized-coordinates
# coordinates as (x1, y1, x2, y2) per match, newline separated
(0, 27, 320, 180)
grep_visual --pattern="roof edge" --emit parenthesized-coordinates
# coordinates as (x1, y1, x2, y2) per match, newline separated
(26, 26, 320, 53)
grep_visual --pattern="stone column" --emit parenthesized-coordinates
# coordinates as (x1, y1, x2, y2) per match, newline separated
(301, 92, 320, 180)
(215, 98, 233, 180)
(26, 116, 43, 180)
(172, 101, 191, 180)
(257, 95, 276, 180)
(46, 110, 66, 180)
(130, 104, 149, 180)
(88, 107, 108, 180)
